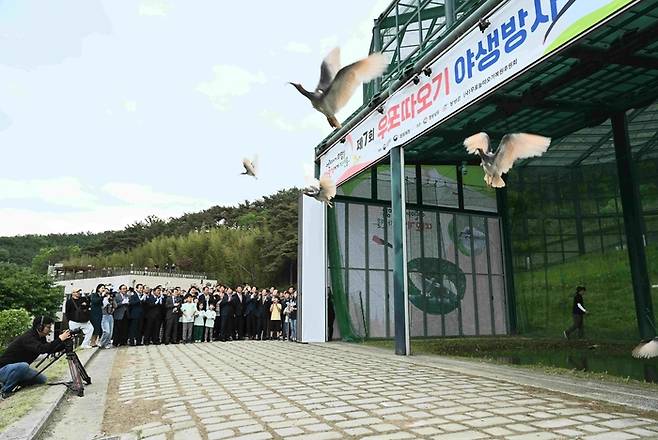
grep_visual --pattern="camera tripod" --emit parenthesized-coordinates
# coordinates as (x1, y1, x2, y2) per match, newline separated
(32, 349, 92, 397)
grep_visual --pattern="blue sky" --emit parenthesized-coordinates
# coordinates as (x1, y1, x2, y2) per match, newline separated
(0, 0, 390, 236)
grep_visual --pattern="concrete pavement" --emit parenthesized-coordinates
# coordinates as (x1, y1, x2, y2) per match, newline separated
(90, 340, 658, 439)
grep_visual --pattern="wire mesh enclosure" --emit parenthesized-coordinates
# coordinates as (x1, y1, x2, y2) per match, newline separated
(507, 159, 658, 340)
(328, 164, 507, 340)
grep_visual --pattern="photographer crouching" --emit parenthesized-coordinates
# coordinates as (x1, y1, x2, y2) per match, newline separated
(0, 316, 73, 399)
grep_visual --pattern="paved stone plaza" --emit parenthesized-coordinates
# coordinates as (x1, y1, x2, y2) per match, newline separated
(101, 342, 658, 440)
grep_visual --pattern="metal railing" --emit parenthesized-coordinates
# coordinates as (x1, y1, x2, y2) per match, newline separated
(51, 267, 208, 281)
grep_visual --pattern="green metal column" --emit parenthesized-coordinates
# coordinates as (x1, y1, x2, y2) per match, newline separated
(373, 20, 383, 95)
(445, 0, 456, 28)
(390, 146, 410, 355)
(496, 183, 518, 334)
(611, 111, 656, 340)
(572, 169, 587, 255)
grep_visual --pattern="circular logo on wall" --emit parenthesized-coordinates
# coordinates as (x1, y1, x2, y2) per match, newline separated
(448, 217, 486, 257)
(407, 257, 466, 315)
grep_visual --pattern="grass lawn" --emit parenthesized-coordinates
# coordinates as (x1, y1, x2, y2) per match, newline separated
(0, 354, 70, 432)
(514, 244, 658, 340)
(363, 336, 658, 388)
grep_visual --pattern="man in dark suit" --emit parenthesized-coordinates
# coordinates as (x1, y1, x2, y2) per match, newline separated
(212, 287, 222, 340)
(232, 286, 246, 340)
(252, 290, 263, 340)
(257, 289, 272, 340)
(218, 289, 234, 341)
(163, 288, 181, 344)
(328, 287, 336, 341)
(196, 286, 209, 309)
(244, 291, 258, 339)
(128, 284, 145, 346)
(281, 291, 290, 340)
(144, 286, 164, 345)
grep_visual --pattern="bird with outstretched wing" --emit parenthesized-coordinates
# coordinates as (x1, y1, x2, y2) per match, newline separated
(241, 155, 258, 179)
(290, 47, 387, 129)
(463, 132, 551, 188)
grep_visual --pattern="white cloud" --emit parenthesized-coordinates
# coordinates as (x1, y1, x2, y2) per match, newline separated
(196, 65, 267, 111)
(285, 41, 312, 54)
(260, 109, 331, 135)
(0, 181, 214, 236)
(0, 206, 203, 236)
(102, 182, 210, 208)
(138, 0, 172, 17)
(0, 177, 97, 209)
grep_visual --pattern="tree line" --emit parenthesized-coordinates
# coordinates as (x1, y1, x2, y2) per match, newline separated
(0, 189, 300, 294)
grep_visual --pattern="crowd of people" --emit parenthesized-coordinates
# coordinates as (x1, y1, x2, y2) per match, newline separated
(63, 283, 298, 348)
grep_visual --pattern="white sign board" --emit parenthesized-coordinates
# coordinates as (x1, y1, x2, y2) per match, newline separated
(320, 0, 637, 186)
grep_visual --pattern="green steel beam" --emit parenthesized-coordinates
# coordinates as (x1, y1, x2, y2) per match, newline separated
(463, 22, 658, 143)
(611, 111, 656, 341)
(570, 109, 644, 167)
(445, 0, 456, 28)
(457, 164, 465, 209)
(378, 5, 445, 29)
(371, 19, 383, 100)
(390, 146, 410, 355)
(635, 129, 658, 160)
(496, 182, 518, 334)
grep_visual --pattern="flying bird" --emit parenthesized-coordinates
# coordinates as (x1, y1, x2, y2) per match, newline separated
(289, 47, 387, 129)
(241, 156, 257, 179)
(463, 132, 551, 188)
(303, 175, 337, 207)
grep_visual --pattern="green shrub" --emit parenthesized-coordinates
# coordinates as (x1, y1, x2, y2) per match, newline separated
(0, 262, 63, 316)
(0, 308, 32, 352)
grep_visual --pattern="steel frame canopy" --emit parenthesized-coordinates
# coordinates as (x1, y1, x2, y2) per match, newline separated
(314, 0, 658, 355)
(316, 0, 658, 167)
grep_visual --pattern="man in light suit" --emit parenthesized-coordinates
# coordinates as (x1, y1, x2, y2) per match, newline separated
(112, 284, 131, 346)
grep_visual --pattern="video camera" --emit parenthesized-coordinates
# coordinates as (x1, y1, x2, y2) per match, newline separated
(62, 327, 84, 353)
(69, 327, 84, 337)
